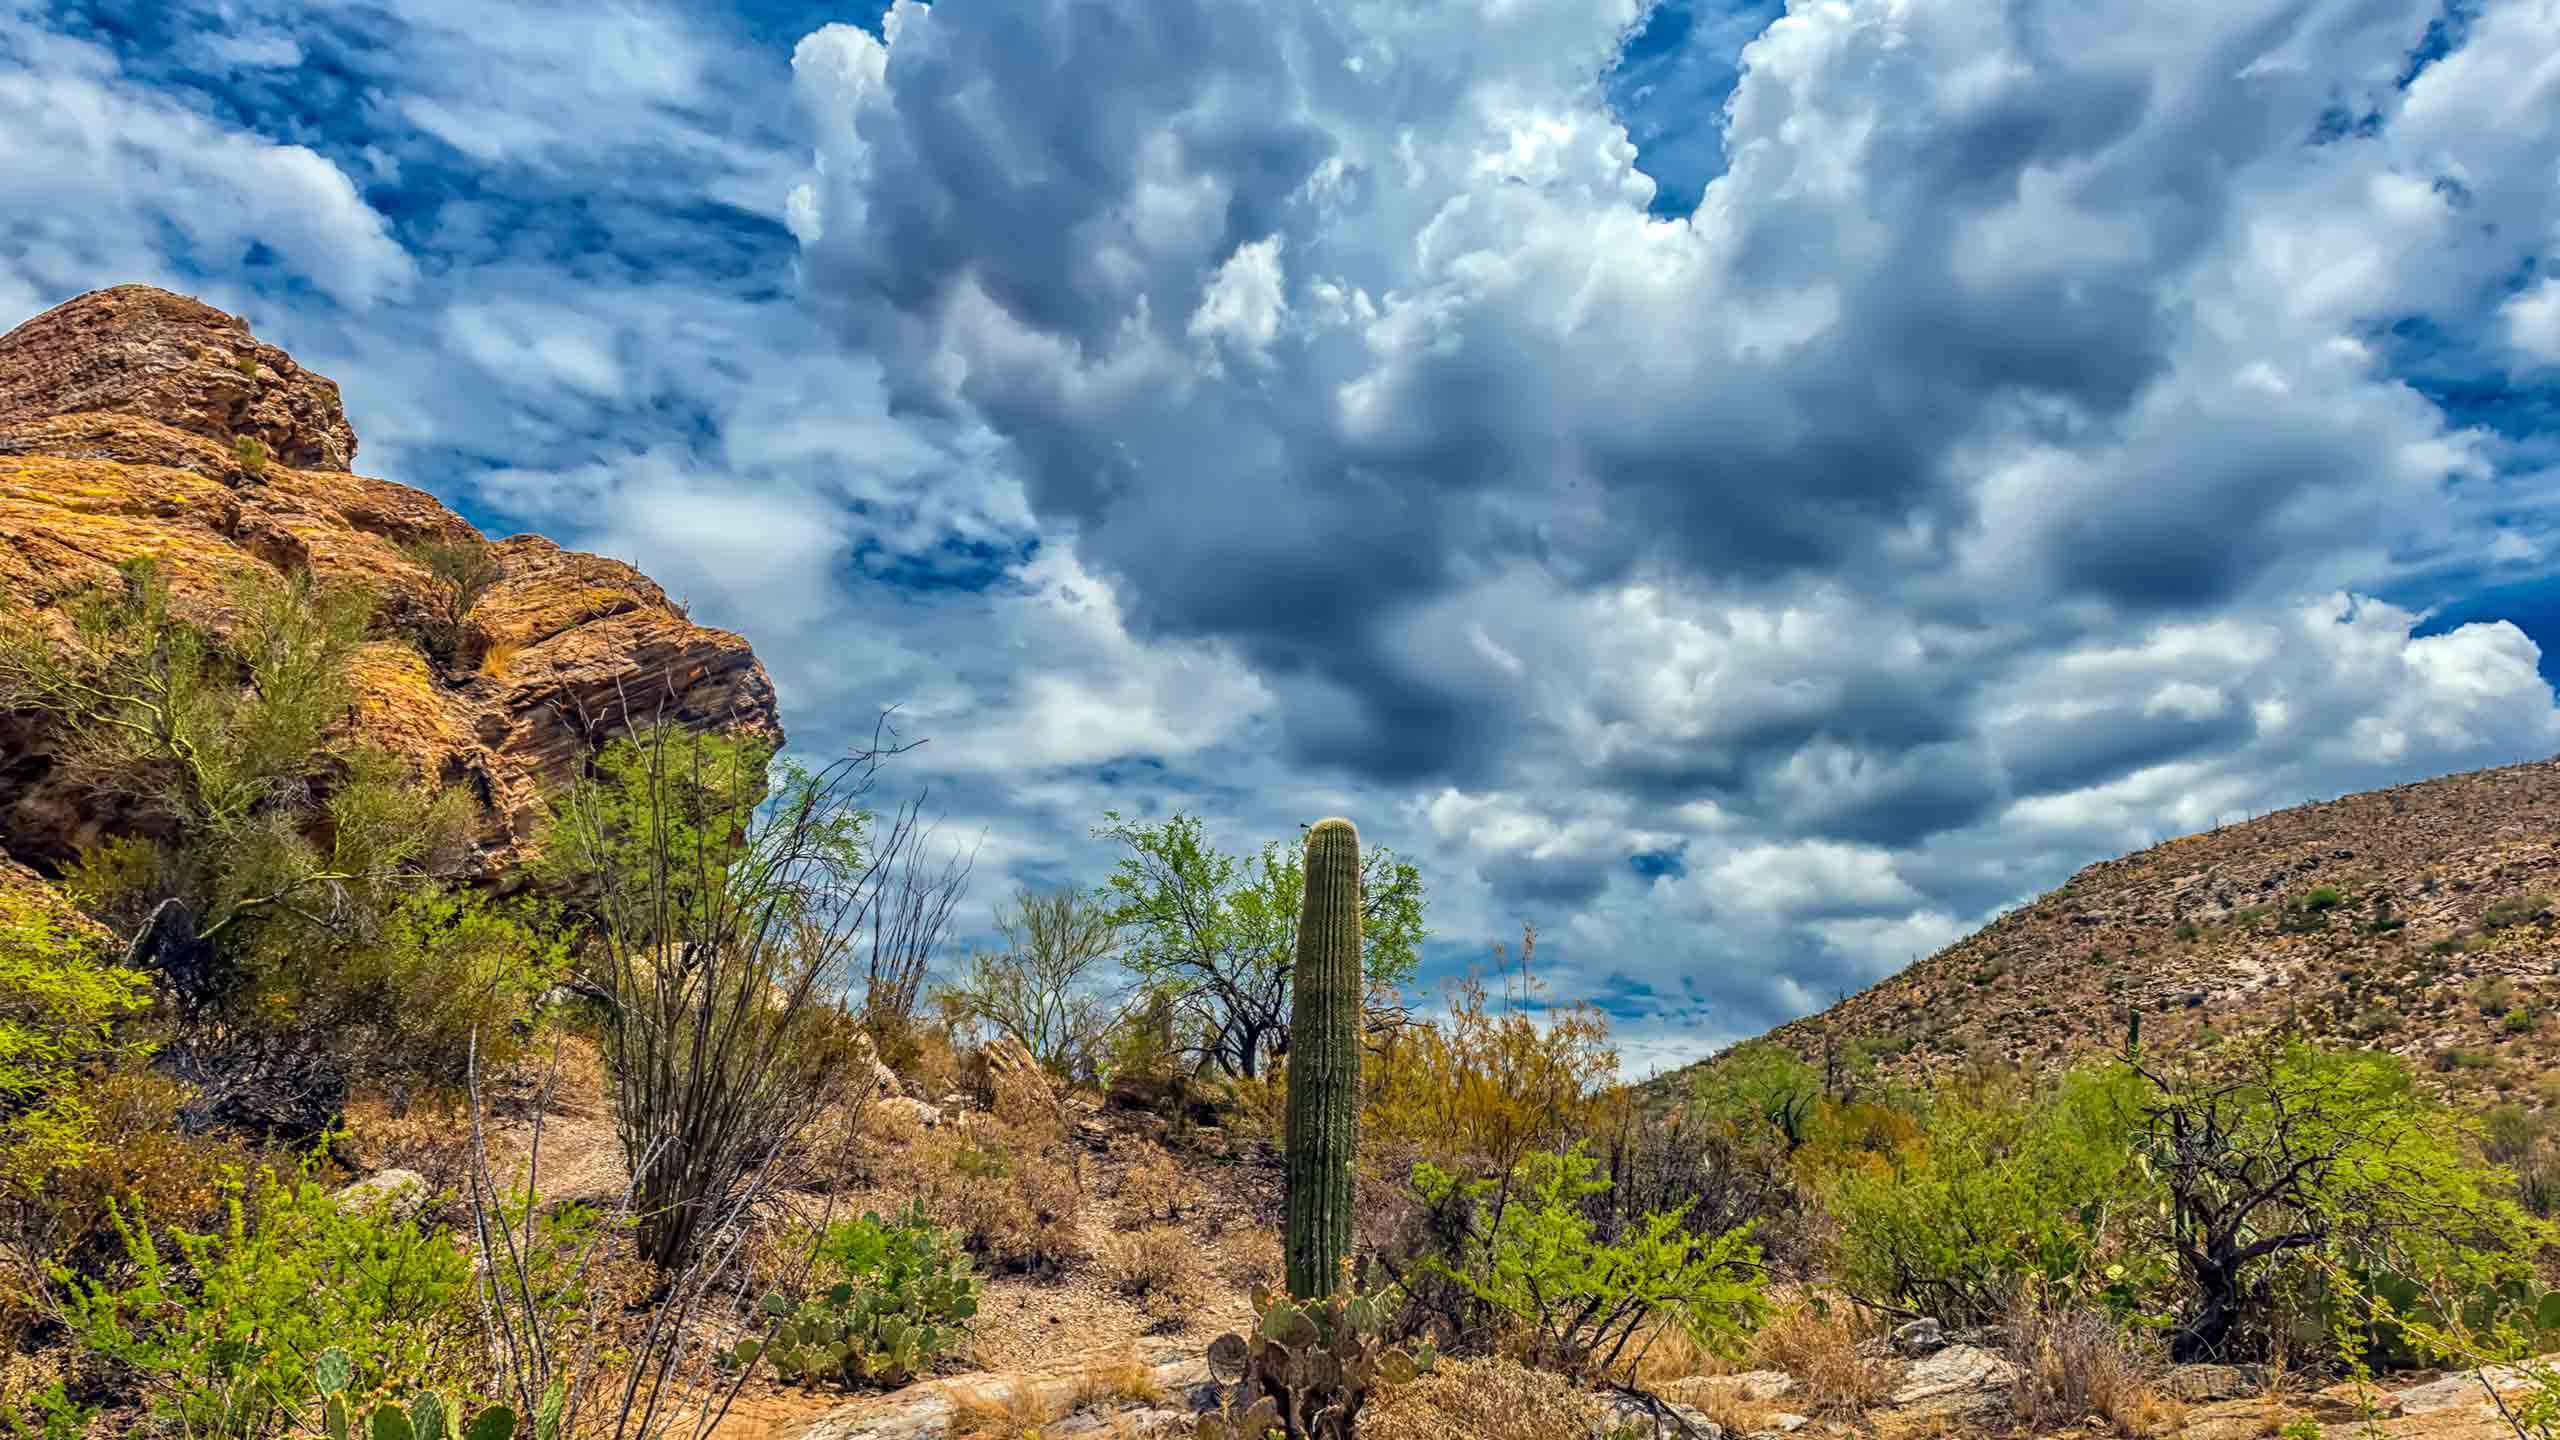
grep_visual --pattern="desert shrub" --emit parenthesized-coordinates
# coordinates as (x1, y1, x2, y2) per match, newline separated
(911, 1108, 1087, 1274)
(2474, 976, 2518, 1017)
(1597, 1083, 1820, 1276)
(1364, 927, 1616, 1183)
(946, 887, 1130, 1084)
(55, 1155, 481, 1436)
(0, 561, 491, 1132)
(539, 722, 963, 1270)
(1098, 1225, 1212, 1326)
(2123, 1037, 2556, 1362)
(1214, 1228, 1285, 1293)
(1361, 1355, 1612, 1440)
(0, 878, 152, 1209)
(1114, 1142, 1201, 1227)
(399, 537, 502, 667)
(231, 436, 267, 474)
(2004, 1298, 2178, 1436)
(1823, 1065, 2165, 1328)
(1401, 1147, 1769, 1382)
(0, 1070, 256, 1345)
(2485, 894, 2552, 930)
(755, 1204, 980, 1390)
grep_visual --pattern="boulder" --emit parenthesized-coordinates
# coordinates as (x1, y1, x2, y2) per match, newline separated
(873, 1097, 944, 1131)
(1885, 1343, 2019, 1416)
(2395, 1359, 2560, 1414)
(0, 285, 779, 879)
(333, 1168, 431, 1221)
(1890, 1317, 1947, 1356)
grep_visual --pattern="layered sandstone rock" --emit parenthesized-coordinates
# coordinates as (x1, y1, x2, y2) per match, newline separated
(0, 284, 779, 877)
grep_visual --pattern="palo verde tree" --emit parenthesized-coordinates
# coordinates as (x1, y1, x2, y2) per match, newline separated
(0, 560, 472, 984)
(948, 886, 1131, 1082)
(0, 559, 493, 1132)
(1092, 809, 1424, 1080)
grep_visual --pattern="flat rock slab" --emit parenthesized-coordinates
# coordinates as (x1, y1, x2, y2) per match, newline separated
(1885, 1343, 2020, 1415)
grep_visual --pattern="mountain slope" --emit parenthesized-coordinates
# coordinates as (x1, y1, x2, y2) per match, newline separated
(1662, 755, 2560, 1105)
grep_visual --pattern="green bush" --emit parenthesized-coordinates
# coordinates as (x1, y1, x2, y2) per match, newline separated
(1408, 1146, 1769, 1380)
(751, 1205, 980, 1389)
(0, 879, 152, 1193)
(55, 1154, 481, 1436)
(1822, 1068, 2168, 1327)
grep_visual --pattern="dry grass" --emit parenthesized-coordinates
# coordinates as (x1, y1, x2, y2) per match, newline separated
(1096, 1226, 1213, 1327)
(1113, 1142, 1201, 1227)
(943, 1346, 1167, 1439)
(2004, 1302, 2183, 1438)
(1363, 1356, 1611, 1440)
(1627, 1319, 1746, 1386)
(909, 1108, 1090, 1275)
(476, 636, 523, 678)
(1745, 1298, 1891, 1417)
(1679, 1380, 1784, 1436)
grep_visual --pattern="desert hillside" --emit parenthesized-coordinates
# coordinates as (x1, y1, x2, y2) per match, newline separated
(1655, 755, 2560, 1107)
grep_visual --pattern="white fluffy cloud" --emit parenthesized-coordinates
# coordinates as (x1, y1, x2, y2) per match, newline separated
(0, 4, 412, 314)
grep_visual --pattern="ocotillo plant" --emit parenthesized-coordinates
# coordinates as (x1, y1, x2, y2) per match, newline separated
(1284, 816, 1362, 1299)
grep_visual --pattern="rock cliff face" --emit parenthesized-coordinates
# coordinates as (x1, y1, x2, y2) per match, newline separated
(0, 284, 780, 877)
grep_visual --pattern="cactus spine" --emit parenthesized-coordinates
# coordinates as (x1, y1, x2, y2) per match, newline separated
(1285, 817, 1362, 1300)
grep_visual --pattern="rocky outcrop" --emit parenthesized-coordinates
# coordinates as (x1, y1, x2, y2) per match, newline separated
(0, 285, 779, 877)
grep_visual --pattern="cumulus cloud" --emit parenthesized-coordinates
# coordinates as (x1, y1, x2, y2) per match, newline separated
(781, 0, 2560, 1056)
(0, 3, 412, 313)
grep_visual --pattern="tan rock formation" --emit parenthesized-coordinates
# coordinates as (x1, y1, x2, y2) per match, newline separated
(0, 284, 780, 877)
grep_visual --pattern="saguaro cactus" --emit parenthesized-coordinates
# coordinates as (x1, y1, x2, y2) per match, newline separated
(1285, 816, 1362, 1300)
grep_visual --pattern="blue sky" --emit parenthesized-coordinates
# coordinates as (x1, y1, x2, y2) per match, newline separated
(5, 0, 2559, 1073)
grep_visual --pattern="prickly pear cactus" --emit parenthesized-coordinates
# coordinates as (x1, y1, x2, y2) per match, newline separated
(741, 1207, 981, 1391)
(1285, 817, 1363, 1302)
(311, 1348, 518, 1440)
(1196, 1287, 1432, 1440)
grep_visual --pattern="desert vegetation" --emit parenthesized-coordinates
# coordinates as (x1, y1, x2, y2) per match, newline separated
(5, 556, 2560, 1440)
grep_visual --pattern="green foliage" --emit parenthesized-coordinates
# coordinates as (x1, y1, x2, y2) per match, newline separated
(1410, 1147, 1770, 1380)
(945, 887, 1128, 1082)
(233, 436, 268, 474)
(342, 887, 567, 1084)
(0, 880, 152, 1191)
(537, 723, 916, 1269)
(1822, 1067, 2166, 1328)
(399, 539, 502, 667)
(1285, 818, 1361, 1301)
(2485, 894, 2552, 931)
(55, 1154, 480, 1437)
(1688, 1039, 1824, 1152)
(749, 1205, 980, 1390)
(0, 560, 473, 997)
(1198, 1288, 1433, 1440)
(1093, 809, 1423, 1079)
